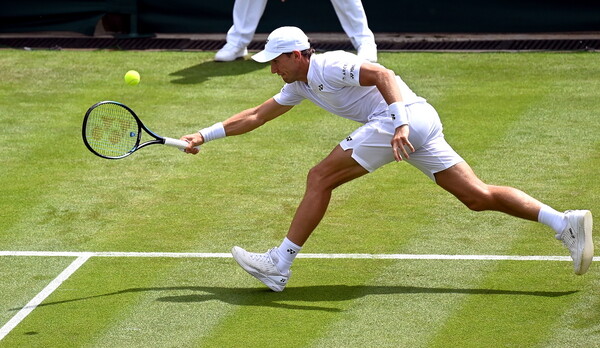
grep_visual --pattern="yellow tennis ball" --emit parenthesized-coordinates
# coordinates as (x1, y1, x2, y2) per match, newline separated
(124, 70, 140, 86)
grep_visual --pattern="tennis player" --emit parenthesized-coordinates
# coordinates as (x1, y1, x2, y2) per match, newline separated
(182, 26, 594, 292)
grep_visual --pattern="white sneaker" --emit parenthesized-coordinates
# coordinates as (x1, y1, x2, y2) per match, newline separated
(556, 210, 594, 275)
(357, 43, 377, 63)
(214, 43, 248, 62)
(231, 246, 290, 292)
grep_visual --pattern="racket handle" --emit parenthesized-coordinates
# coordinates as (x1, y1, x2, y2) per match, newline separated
(163, 137, 200, 151)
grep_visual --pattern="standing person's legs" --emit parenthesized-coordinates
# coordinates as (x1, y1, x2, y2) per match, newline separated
(329, 0, 377, 62)
(228, 0, 268, 48)
(216, 0, 268, 61)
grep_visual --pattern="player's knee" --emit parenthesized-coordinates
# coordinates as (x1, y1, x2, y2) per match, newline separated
(463, 199, 487, 212)
(307, 165, 324, 185)
(306, 165, 334, 192)
(459, 189, 493, 212)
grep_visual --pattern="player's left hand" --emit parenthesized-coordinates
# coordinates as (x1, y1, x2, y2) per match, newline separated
(391, 125, 414, 161)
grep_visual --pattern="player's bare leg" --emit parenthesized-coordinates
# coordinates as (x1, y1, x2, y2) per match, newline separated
(434, 161, 542, 220)
(232, 145, 368, 291)
(286, 145, 369, 246)
(434, 161, 593, 274)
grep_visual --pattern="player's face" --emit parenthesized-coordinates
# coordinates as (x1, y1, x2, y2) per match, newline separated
(270, 52, 301, 83)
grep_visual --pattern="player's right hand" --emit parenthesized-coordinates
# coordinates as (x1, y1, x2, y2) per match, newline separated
(180, 133, 203, 154)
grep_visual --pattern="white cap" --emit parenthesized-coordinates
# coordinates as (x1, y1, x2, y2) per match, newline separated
(252, 26, 310, 63)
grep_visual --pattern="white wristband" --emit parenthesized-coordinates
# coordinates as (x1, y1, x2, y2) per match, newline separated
(388, 102, 409, 128)
(199, 122, 226, 143)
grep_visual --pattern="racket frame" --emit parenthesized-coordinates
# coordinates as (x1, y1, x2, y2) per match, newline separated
(82, 101, 187, 159)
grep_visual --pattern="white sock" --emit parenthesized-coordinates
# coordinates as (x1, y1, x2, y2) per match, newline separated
(276, 237, 302, 273)
(538, 204, 567, 234)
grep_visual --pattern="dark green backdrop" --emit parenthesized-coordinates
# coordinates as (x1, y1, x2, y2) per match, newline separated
(1, 1, 599, 35)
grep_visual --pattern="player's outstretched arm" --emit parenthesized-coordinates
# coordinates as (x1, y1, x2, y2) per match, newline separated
(223, 98, 293, 136)
(181, 98, 293, 154)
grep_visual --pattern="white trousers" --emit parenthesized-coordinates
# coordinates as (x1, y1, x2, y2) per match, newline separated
(226, 0, 376, 49)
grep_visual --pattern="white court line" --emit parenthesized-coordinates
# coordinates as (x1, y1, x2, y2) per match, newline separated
(0, 251, 231, 258)
(1, 250, 599, 261)
(0, 254, 92, 341)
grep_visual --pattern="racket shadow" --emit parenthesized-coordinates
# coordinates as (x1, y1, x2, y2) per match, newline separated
(169, 59, 264, 85)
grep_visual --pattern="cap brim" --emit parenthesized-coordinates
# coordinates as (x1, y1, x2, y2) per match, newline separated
(252, 50, 282, 63)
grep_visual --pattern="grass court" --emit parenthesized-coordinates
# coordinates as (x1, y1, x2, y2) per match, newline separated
(0, 50, 598, 347)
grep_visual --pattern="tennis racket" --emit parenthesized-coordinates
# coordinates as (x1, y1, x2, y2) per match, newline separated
(82, 101, 197, 159)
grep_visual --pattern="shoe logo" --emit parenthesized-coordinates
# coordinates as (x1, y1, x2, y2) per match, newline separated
(569, 228, 575, 239)
(280, 278, 287, 283)
(287, 249, 296, 255)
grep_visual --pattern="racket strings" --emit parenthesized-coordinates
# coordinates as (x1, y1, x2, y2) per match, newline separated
(85, 103, 139, 157)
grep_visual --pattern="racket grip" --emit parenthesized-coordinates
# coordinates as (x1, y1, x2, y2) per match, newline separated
(163, 137, 200, 151)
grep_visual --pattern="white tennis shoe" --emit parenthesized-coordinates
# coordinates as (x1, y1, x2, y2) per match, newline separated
(214, 43, 248, 62)
(231, 246, 290, 292)
(556, 210, 594, 275)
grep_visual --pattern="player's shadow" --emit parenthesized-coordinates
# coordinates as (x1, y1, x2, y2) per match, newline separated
(16, 285, 578, 313)
(169, 59, 265, 85)
(155, 285, 578, 312)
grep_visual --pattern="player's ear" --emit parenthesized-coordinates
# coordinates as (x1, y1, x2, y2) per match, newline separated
(293, 50, 302, 59)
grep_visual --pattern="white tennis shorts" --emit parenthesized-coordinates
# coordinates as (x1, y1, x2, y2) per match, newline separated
(340, 102, 464, 181)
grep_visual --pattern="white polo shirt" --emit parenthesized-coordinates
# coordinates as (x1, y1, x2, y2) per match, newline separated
(273, 50, 422, 124)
